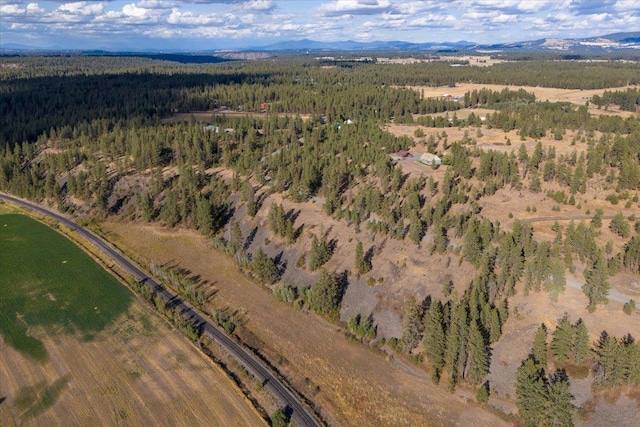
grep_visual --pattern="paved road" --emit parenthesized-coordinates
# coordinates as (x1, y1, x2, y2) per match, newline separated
(0, 192, 321, 427)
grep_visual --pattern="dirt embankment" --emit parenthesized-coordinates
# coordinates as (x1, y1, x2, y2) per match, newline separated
(103, 221, 512, 427)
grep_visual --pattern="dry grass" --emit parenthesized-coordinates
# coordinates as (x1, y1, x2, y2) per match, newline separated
(102, 221, 511, 427)
(406, 82, 638, 107)
(0, 295, 264, 426)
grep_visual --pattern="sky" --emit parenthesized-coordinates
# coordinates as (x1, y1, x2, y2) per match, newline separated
(0, 0, 639, 50)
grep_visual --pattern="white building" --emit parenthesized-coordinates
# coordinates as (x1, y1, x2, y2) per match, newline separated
(419, 153, 442, 166)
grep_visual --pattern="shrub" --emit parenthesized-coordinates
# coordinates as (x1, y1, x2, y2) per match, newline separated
(476, 382, 490, 403)
(623, 300, 636, 315)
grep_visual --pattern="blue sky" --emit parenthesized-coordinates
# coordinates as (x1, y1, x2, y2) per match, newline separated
(1, 0, 639, 50)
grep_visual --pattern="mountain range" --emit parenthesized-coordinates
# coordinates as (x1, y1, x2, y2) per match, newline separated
(254, 32, 640, 54)
(1, 32, 639, 55)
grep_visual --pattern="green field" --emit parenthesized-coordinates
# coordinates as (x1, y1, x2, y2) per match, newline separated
(0, 213, 131, 361)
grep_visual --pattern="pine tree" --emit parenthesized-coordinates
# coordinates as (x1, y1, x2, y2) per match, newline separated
(307, 269, 340, 316)
(463, 219, 483, 267)
(582, 250, 610, 312)
(401, 296, 424, 353)
(444, 301, 468, 390)
(546, 257, 566, 302)
(610, 211, 630, 238)
(423, 300, 446, 383)
(354, 240, 370, 275)
(515, 357, 548, 427)
(531, 324, 548, 367)
(444, 305, 461, 389)
(309, 235, 331, 271)
(466, 321, 489, 385)
(551, 314, 574, 365)
(408, 213, 423, 245)
(230, 221, 243, 254)
(139, 192, 154, 222)
(547, 370, 575, 427)
(594, 331, 619, 386)
(252, 248, 278, 285)
(573, 318, 590, 365)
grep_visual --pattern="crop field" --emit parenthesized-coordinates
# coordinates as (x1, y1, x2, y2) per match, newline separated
(0, 213, 264, 426)
(0, 213, 132, 360)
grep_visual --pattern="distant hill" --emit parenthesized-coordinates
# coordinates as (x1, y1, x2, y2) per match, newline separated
(2, 32, 639, 55)
(249, 32, 640, 54)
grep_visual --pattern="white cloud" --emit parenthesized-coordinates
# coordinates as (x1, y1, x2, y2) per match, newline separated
(137, 0, 175, 9)
(318, 0, 392, 17)
(26, 3, 44, 13)
(0, 3, 26, 15)
(236, 0, 276, 12)
(58, 2, 103, 15)
(166, 8, 227, 25)
(122, 3, 148, 18)
(407, 13, 457, 29)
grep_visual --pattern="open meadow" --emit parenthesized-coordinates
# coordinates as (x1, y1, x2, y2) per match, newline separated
(0, 212, 264, 426)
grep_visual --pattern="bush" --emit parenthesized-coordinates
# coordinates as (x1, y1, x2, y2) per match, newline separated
(271, 408, 290, 427)
(606, 194, 619, 205)
(623, 300, 636, 315)
(476, 382, 490, 403)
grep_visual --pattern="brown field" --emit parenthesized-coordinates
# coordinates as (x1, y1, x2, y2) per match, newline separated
(408, 82, 638, 106)
(0, 296, 264, 426)
(379, 55, 507, 67)
(101, 221, 512, 427)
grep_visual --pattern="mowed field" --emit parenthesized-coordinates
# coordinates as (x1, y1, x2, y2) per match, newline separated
(0, 212, 264, 426)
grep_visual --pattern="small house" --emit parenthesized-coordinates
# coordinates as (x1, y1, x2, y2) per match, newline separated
(419, 153, 442, 166)
(391, 150, 412, 161)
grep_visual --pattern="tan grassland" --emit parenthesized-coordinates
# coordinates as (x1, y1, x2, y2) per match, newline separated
(378, 55, 507, 67)
(409, 82, 636, 104)
(101, 221, 512, 427)
(0, 295, 265, 426)
(406, 83, 638, 118)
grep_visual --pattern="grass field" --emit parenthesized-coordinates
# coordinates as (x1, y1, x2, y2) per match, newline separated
(0, 213, 132, 360)
(0, 212, 265, 426)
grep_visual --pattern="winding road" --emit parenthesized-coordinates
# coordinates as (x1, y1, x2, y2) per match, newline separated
(0, 192, 321, 427)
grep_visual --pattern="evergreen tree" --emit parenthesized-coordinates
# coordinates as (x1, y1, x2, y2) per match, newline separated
(444, 301, 468, 390)
(408, 213, 423, 245)
(229, 221, 243, 254)
(546, 257, 566, 302)
(582, 250, 610, 312)
(551, 314, 574, 365)
(252, 248, 278, 285)
(573, 318, 590, 365)
(354, 240, 371, 275)
(401, 296, 424, 353)
(195, 196, 213, 234)
(444, 304, 461, 389)
(466, 320, 489, 385)
(515, 357, 548, 427)
(139, 192, 154, 222)
(610, 211, 630, 238)
(531, 323, 548, 367)
(547, 370, 575, 427)
(271, 408, 290, 427)
(594, 331, 619, 386)
(307, 269, 341, 316)
(423, 300, 446, 383)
